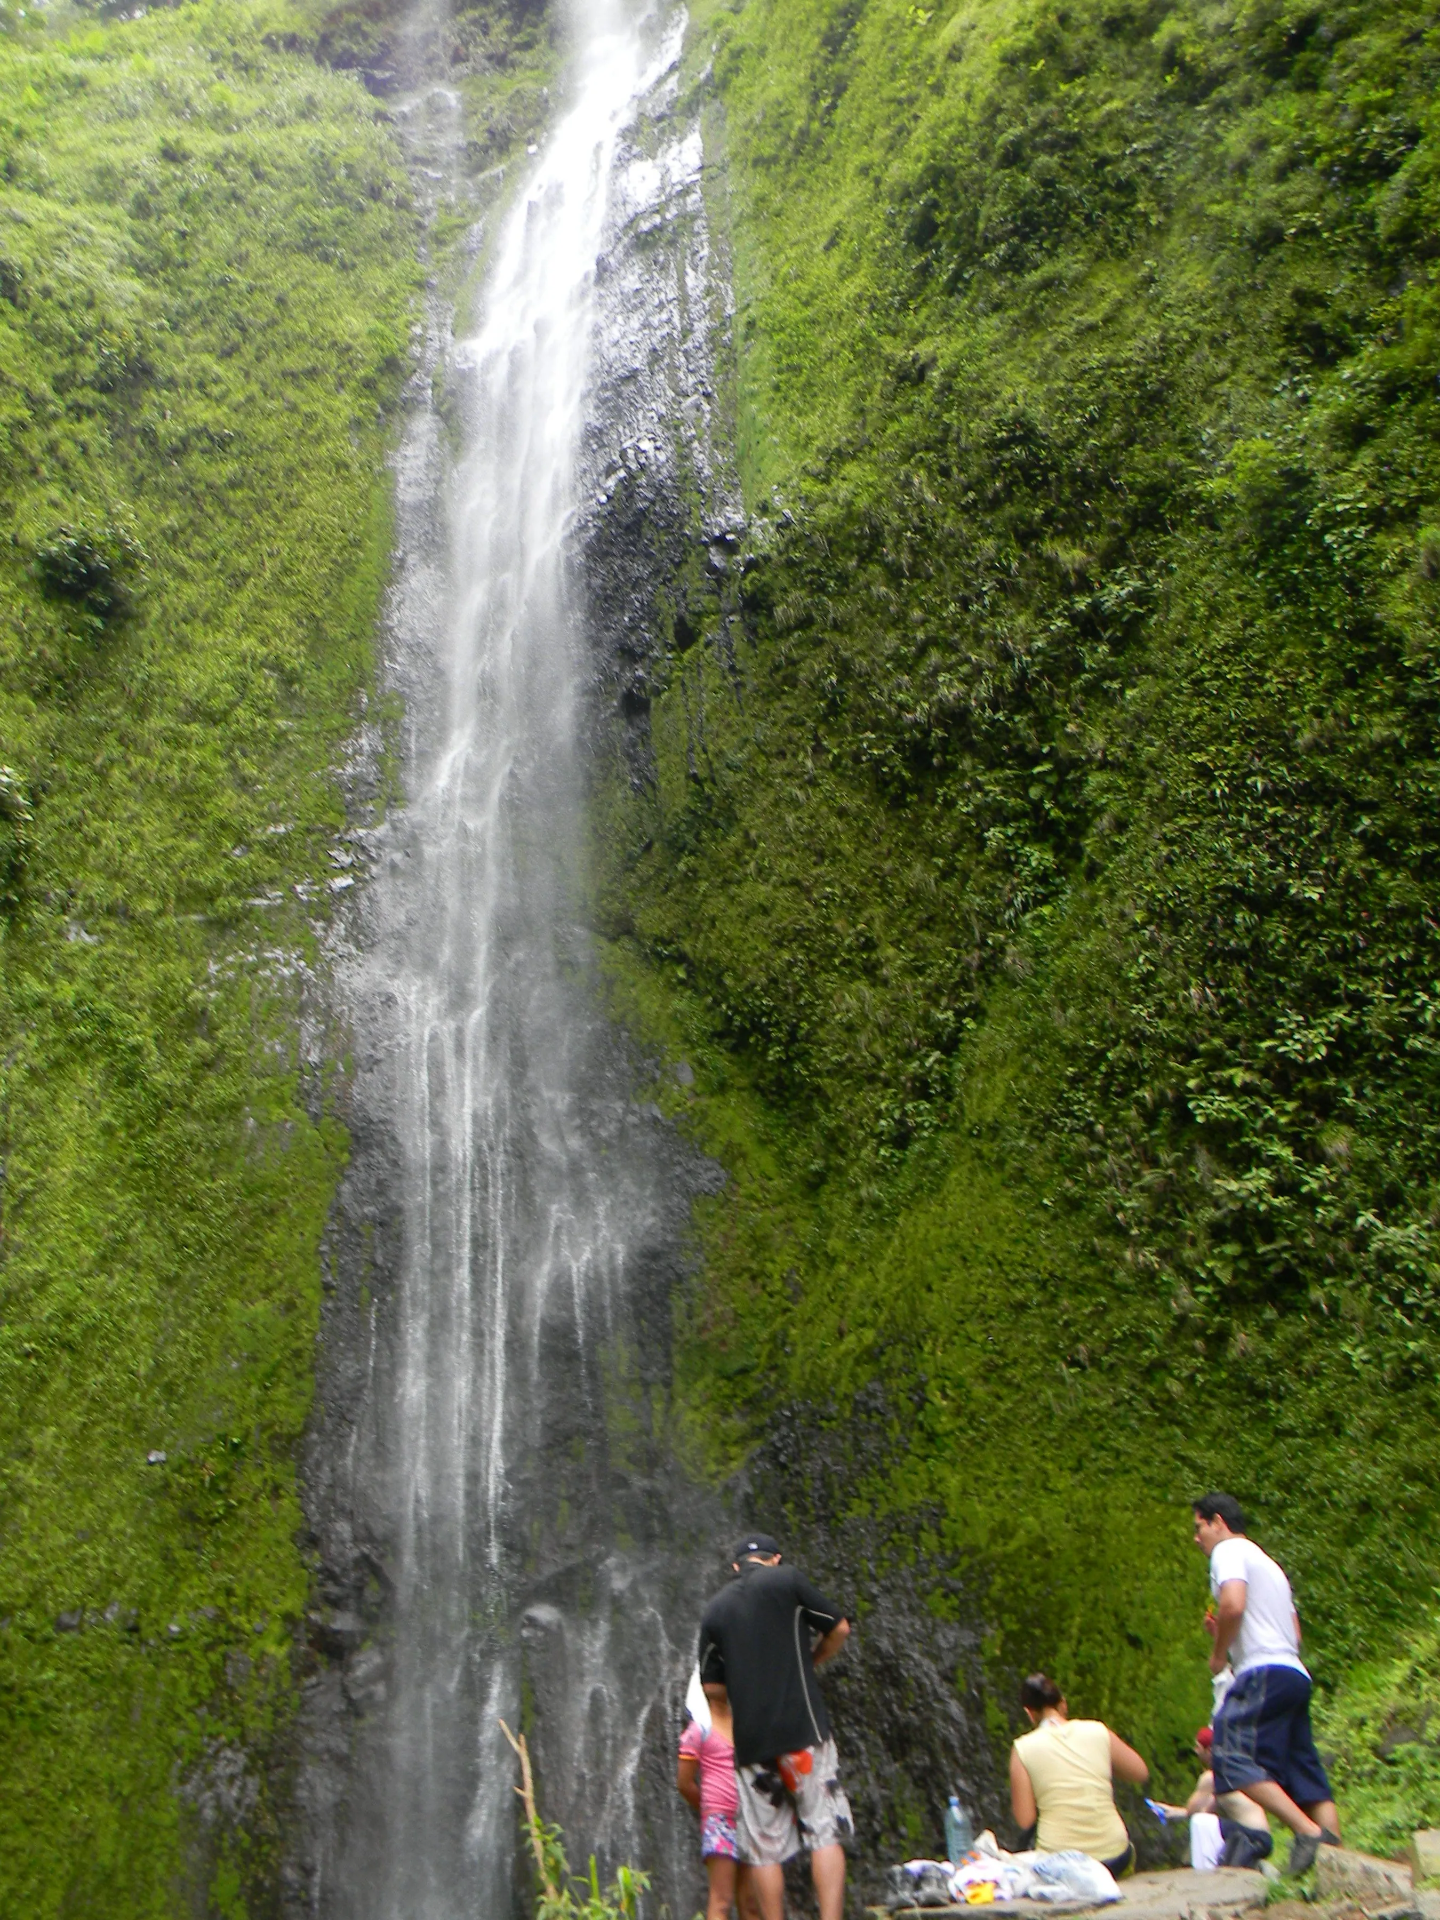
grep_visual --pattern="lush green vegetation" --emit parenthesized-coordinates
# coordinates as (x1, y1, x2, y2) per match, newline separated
(595, 0, 1440, 1843)
(0, 0, 561, 1899)
(1316, 1599, 1440, 1862)
(0, 2, 422, 1910)
(7, 0, 1439, 1890)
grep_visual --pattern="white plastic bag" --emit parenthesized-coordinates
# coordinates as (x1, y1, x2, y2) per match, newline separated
(1190, 1811, 1224, 1873)
(943, 1833, 1120, 1906)
(1030, 1851, 1122, 1904)
(684, 1665, 712, 1734)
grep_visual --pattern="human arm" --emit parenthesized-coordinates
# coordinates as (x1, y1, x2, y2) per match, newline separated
(793, 1571, 851, 1665)
(1185, 1769, 1216, 1816)
(1010, 1745, 1038, 1832)
(814, 1617, 850, 1667)
(1108, 1729, 1149, 1786)
(1209, 1579, 1248, 1675)
(698, 1617, 725, 1690)
(678, 1721, 703, 1812)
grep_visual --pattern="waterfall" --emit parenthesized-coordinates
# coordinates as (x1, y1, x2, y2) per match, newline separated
(310, 3, 729, 1915)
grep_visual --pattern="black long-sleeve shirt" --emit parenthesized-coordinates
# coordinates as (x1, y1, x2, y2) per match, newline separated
(697, 1562, 847, 1767)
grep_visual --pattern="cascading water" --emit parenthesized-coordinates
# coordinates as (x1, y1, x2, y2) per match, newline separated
(296, 6, 1004, 1907)
(309, 4, 732, 1915)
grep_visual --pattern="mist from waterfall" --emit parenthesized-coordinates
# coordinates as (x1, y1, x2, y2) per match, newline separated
(326, 4, 726, 1914)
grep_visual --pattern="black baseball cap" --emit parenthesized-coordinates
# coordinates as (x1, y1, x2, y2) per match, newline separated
(732, 1532, 781, 1560)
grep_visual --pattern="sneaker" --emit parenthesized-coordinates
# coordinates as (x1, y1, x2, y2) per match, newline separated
(1320, 1831, 1342, 1847)
(1287, 1832, 1322, 1876)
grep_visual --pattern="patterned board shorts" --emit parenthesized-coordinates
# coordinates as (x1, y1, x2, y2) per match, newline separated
(701, 1812, 740, 1860)
(1212, 1664, 1332, 1806)
(735, 1737, 854, 1867)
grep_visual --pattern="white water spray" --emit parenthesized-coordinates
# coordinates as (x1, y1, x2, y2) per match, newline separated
(326, 5, 721, 1916)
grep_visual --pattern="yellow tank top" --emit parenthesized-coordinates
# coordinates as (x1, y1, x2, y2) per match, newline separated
(1013, 1718, 1128, 1860)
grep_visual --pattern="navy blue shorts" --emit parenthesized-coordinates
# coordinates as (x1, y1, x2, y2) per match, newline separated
(1212, 1664, 1332, 1806)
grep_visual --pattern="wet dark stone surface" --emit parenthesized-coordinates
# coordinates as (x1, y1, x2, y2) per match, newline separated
(289, 18, 1009, 1920)
(735, 1394, 1006, 1908)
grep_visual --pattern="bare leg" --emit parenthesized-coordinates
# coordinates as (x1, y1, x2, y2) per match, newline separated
(812, 1844, 846, 1920)
(1302, 1800, 1341, 1840)
(737, 1866, 763, 1920)
(1239, 1778, 1320, 1839)
(706, 1857, 737, 1920)
(748, 1863, 785, 1920)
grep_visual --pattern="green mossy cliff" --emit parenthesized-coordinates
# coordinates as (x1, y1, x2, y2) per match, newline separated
(0, 0, 559, 1903)
(6, 0, 1440, 1902)
(595, 0, 1440, 1849)
(0, 4, 420, 1910)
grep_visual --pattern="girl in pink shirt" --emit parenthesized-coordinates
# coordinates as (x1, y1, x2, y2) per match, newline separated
(677, 1685, 749, 1920)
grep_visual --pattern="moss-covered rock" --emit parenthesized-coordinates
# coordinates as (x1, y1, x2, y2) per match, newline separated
(0, 4, 418, 1910)
(593, 0, 1440, 1846)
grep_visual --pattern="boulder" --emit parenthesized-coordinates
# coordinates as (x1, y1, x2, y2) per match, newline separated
(1412, 1835, 1440, 1887)
(1314, 1849, 1414, 1906)
(308, 1608, 365, 1658)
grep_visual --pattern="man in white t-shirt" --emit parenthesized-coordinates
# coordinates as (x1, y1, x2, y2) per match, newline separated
(1192, 1493, 1341, 1877)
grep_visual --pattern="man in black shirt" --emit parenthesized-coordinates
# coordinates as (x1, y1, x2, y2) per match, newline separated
(697, 1534, 853, 1920)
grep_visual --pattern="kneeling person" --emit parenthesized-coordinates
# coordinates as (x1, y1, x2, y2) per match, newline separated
(698, 1535, 854, 1920)
(1153, 1726, 1273, 1871)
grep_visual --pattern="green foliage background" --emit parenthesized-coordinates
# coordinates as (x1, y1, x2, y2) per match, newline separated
(593, 0, 1440, 1847)
(0, 0, 563, 1901)
(5, 0, 1440, 1898)
(0, 4, 421, 1909)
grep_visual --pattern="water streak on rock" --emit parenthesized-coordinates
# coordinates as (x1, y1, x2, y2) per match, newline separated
(309, 4, 728, 1914)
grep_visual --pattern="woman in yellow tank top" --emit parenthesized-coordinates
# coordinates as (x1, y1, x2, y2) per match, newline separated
(1009, 1674, 1151, 1877)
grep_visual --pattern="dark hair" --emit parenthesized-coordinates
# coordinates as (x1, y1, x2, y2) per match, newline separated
(1020, 1673, 1065, 1712)
(1193, 1492, 1247, 1534)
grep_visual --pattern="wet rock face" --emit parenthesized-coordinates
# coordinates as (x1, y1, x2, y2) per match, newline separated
(572, 63, 1018, 1910)
(569, 39, 1029, 1920)
(313, 0, 554, 105)
(291, 18, 1009, 1920)
(736, 1396, 1005, 1905)
(575, 69, 744, 789)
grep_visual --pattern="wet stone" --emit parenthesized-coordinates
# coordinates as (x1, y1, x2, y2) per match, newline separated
(342, 1646, 387, 1714)
(308, 1609, 364, 1659)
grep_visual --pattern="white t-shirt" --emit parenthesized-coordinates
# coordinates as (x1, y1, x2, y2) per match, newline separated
(1209, 1536, 1308, 1676)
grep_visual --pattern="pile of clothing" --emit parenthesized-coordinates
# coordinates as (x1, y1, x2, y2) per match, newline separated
(885, 1831, 1122, 1909)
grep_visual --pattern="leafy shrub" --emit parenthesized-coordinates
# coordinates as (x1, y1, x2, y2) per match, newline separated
(1315, 1606, 1440, 1859)
(32, 523, 143, 628)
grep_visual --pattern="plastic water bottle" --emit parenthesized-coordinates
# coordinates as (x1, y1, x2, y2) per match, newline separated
(945, 1794, 973, 1863)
